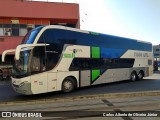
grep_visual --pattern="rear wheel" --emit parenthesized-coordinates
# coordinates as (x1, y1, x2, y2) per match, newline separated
(138, 71, 144, 80)
(62, 78, 76, 93)
(130, 72, 137, 82)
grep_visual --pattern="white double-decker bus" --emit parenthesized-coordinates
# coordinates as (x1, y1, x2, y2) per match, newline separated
(2, 25, 153, 95)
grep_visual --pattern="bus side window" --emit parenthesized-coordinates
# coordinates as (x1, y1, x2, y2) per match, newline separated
(70, 58, 91, 71)
(45, 44, 60, 71)
(46, 52, 59, 70)
(91, 59, 99, 69)
(70, 59, 79, 71)
(31, 46, 46, 74)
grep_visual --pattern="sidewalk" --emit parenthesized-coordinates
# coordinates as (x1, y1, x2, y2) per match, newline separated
(154, 70, 160, 74)
(0, 94, 160, 120)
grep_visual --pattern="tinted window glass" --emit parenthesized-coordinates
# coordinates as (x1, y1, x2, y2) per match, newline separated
(38, 29, 77, 45)
(30, 44, 61, 74)
(70, 58, 135, 71)
(45, 44, 61, 71)
(21, 26, 43, 44)
(31, 46, 46, 74)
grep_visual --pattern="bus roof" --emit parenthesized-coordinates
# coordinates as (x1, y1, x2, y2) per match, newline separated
(43, 25, 152, 45)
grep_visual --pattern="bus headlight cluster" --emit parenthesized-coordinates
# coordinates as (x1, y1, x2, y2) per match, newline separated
(19, 81, 28, 87)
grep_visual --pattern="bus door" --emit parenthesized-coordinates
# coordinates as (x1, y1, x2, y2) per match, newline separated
(47, 72, 57, 92)
(30, 46, 48, 94)
(30, 72, 48, 94)
(45, 44, 60, 92)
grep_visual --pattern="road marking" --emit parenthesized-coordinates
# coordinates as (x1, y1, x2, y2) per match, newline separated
(114, 109, 133, 120)
(101, 99, 133, 120)
(101, 99, 114, 106)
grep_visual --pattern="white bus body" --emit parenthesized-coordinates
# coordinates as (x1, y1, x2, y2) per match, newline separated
(2, 25, 153, 95)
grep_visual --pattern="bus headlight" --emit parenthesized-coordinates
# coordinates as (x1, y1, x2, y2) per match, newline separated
(19, 81, 29, 87)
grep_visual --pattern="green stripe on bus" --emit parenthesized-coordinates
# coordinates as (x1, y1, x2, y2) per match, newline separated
(92, 70, 100, 82)
(63, 53, 75, 58)
(92, 47, 100, 58)
(90, 32, 99, 35)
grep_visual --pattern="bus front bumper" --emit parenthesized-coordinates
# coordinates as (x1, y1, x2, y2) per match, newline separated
(12, 81, 33, 95)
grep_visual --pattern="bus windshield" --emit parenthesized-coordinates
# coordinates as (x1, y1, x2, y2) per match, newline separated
(12, 46, 47, 78)
(13, 50, 31, 77)
(21, 26, 43, 44)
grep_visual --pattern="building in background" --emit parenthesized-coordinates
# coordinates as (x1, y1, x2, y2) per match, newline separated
(153, 45, 160, 71)
(0, 0, 79, 65)
(153, 45, 160, 60)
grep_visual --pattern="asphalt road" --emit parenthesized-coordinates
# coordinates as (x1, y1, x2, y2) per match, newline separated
(0, 73, 160, 102)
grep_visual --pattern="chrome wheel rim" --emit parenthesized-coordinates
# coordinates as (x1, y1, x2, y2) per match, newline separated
(138, 73, 142, 79)
(64, 81, 72, 90)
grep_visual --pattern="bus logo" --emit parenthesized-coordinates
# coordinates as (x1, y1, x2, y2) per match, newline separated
(2, 112, 11, 117)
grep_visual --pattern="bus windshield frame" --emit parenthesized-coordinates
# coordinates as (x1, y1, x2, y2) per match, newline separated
(12, 44, 60, 78)
(13, 50, 31, 78)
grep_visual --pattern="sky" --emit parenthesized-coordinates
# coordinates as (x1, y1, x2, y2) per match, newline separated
(32, 0, 160, 45)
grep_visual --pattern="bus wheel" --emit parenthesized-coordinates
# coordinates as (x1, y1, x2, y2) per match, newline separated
(130, 72, 137, 82)
(138, 71, 144, 80)
(62, 78, 76, 93)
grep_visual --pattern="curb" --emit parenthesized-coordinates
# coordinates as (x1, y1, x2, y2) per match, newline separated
(0, 91, 160, 106)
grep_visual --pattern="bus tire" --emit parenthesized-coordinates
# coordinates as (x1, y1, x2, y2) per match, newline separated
(130, 72, 137, 82)
(62, 77, 76, 93)
(138, 71, 144, 80)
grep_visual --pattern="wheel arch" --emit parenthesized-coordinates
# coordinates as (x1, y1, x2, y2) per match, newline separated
(139, 70, 144, 75)
(131, 70, 137, 75)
